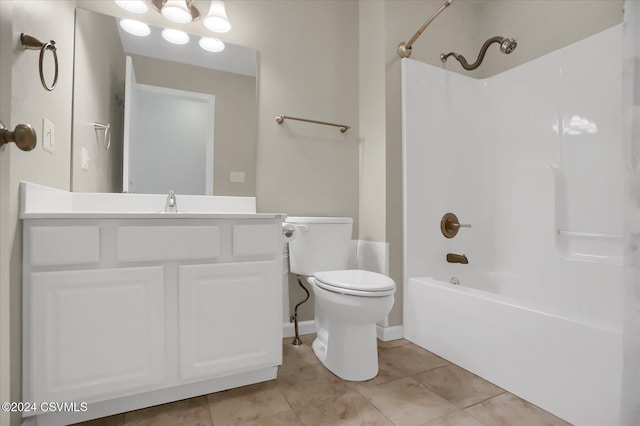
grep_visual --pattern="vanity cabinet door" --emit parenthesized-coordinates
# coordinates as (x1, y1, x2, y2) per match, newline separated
(178, 261, 281, 380)
(29, 267, 166, 403)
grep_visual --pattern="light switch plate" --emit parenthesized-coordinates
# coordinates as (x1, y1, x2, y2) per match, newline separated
(230, 171, 245, 183)
(81, 147, 90, 171)
(41, 117, 54, 153)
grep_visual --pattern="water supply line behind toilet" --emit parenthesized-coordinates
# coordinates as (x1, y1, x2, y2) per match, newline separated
(292, 276, 310, 346)
(282, 223, 310, 346)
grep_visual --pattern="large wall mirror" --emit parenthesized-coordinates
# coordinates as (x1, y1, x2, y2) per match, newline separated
(71, 8, 257, 196)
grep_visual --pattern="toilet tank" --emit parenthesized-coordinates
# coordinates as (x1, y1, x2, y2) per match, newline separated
(285, 217, 353, 276)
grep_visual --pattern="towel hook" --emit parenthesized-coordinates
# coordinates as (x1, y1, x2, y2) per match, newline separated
(93, 122, 111, 150)
(20, 33, 58, 91)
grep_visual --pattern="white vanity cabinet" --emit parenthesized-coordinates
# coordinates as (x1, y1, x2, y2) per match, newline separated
(22, 215, 284, 426)
(178, 261, 281, 379)
(29, 266, 167, 403)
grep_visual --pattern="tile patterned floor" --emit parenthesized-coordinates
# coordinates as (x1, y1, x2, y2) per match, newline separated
(73, 336, 571, 426)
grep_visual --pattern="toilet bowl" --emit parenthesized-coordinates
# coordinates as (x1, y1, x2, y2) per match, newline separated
(309, 270, 395, 381)
(285, 217, 396, 381)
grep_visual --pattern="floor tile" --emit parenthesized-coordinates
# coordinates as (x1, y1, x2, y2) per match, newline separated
(280, 337, 320, 375)
(299, 333, 317, 344)
(421, 411, 486, 426)
(123, 397, 211, 426)
(71, 414, 125, 426)
(276, 363, 356, 411)
(379, 344, 450, 375)
(351, 349, 407, 389)
(237, 407, 302, 426)
(464, 393, 571, 426)
(207, 381, 291, 425)
(71, 337, 573, 426)
(359, 377, 458, 426)
(414, 365, 504, 408)
(377, 338, 412, 350)
(295, 391, 393, 426)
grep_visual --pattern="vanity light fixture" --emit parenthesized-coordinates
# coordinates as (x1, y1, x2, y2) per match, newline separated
(116, 1, 231, 34)
(203, 0, 232, 33)
(114, 0, 148, 14)
(119, 19, 151, 37)
(199, 37, 225, 52)
(161, 28, 190, 44)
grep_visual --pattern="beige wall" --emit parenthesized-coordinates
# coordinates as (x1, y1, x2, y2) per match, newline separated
(358, 1, 387, 243)
(238, 0, 361, 225)
(131, 55, 257, 197)
(72, 8, 125, 193)
(0, 2, 76, 425)
(0, 4, 12, 425)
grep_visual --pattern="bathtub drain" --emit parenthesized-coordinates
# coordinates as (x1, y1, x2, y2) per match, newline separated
(449, 276, 460, 285)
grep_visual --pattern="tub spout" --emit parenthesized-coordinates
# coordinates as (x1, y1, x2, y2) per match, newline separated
(446, 253, 468, 264)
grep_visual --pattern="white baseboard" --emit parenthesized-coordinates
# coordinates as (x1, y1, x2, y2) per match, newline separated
(376, 324, 404, 342)
(282, 320, 316, 338)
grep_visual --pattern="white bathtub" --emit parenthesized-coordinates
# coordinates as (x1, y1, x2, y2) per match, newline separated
(404, 273, 622, 426)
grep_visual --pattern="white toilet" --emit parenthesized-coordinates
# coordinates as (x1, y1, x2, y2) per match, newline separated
(285, 216, 396, 381)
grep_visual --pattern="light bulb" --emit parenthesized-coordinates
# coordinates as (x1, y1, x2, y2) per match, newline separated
(203, 0, 232, 33)
(162, 0, 193, 24)
(199, 37, 225, 52)
(162, 28, 190, 45)
(114, 0, 148, 14)
(119, 19, 151, 36)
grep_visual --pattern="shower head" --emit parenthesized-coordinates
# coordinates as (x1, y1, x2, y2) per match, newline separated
(441, 36, 518, 71)
(500, 37, 517, 54)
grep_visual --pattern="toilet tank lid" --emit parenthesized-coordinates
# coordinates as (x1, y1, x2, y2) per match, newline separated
(285, 216, 353, 224)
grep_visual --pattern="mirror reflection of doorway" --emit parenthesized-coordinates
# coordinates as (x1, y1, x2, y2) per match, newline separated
(123, 56, 214, 195)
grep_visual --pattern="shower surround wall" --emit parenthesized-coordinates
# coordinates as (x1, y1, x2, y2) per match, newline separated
(402, 26, 624, 425)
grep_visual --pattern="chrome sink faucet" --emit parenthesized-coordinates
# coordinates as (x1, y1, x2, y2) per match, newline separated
(165, 190, 178, 213)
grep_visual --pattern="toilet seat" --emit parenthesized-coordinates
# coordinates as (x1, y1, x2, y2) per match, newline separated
(314, 269, 396, 297)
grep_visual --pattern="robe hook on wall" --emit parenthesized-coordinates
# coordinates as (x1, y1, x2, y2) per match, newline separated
(20, 33, 59, 91)
(93, 122, 111, 151)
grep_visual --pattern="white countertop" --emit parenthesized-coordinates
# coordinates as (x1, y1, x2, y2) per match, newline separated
(21, 212, 285, 219)
(19, 182, 285, 220)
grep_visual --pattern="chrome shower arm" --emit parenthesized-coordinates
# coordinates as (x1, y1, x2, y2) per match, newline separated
(398, 0, 453, 58)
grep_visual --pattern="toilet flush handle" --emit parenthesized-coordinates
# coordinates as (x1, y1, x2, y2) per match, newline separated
(282, 224, 296, 239)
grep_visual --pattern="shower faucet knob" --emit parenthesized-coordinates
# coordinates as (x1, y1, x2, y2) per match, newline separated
(440, 212, 471, 238)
